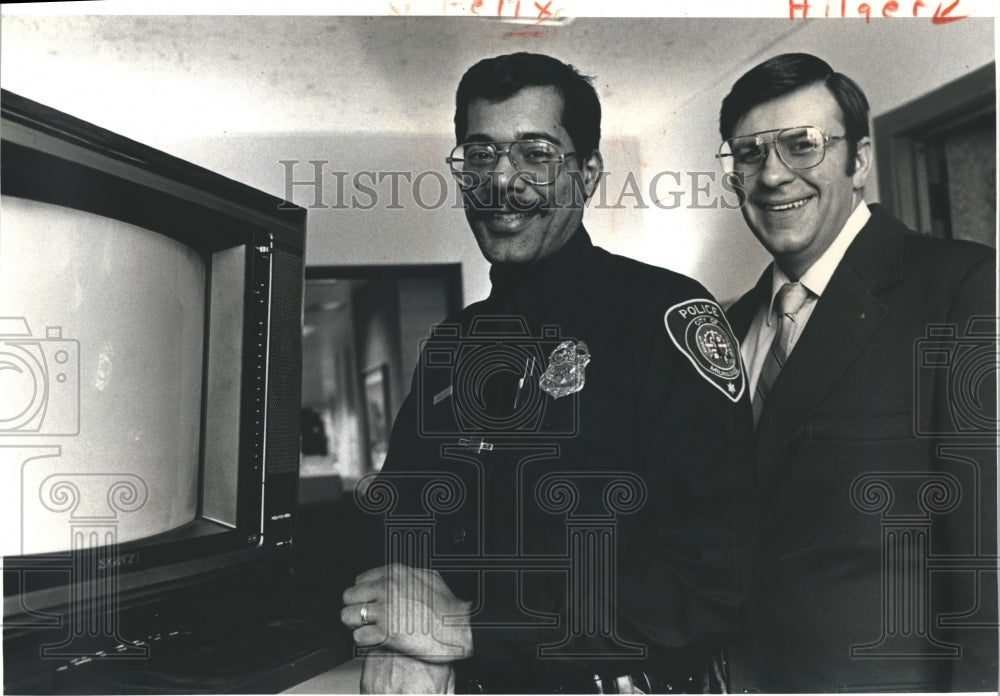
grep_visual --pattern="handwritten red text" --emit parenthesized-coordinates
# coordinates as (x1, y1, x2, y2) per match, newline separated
(789, 0, 967, 23)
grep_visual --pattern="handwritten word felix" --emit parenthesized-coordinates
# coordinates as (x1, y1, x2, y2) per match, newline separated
(789, 0, 967, 23)
(450, 0, 563, 23)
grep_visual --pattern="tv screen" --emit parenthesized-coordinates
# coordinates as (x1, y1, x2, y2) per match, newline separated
(1, 196, 206, 555)
(1, 89, 307, 690)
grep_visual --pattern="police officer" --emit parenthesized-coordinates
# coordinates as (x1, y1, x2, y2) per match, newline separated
(342, 52, 755, 694)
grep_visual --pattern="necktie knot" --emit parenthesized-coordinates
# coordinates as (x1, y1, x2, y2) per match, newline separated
(775, 282, 810, 321)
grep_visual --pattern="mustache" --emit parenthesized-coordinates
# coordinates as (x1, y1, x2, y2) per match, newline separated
(464, 190, 544, 213)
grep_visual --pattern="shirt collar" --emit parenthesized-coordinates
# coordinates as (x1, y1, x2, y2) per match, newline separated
(766, 202, 871, 325)
(488, 225, 592, 299)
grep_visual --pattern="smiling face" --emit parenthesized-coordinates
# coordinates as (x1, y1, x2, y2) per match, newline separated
(733, 82, 871, 280)
(460, 85, 602, 264)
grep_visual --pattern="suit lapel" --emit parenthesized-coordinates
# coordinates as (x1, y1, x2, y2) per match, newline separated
(753, 206, 905, 486)
(728, 266, 771, 342)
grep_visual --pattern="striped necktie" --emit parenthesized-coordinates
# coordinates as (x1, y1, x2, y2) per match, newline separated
(752, 282, 810, 426)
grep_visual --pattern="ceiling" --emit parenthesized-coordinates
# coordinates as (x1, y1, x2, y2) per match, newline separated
(0, 14, 807, 140)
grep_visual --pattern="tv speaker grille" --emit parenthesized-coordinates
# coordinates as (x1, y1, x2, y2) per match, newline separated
(265, 248, 303, 476)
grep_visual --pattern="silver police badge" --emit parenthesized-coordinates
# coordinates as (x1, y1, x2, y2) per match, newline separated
(539, 339, 590, 398)
(663, 299, 745, 402)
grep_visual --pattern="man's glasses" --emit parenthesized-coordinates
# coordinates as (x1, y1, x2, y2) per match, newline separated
(447, 139, 576, 190)
(716, 126, 847, 176)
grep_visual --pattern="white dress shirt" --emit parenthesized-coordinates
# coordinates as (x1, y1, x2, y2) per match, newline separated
(741, 202, 872, 397)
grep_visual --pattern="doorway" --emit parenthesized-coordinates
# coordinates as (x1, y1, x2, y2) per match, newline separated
(299, 265, 463, 495)
(874, 62, 996, 247)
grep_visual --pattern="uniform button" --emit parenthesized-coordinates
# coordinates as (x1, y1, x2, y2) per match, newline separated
(452, 526, 467, 543)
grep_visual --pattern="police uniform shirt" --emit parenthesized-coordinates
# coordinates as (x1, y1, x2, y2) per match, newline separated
(373, 227, 756, 689)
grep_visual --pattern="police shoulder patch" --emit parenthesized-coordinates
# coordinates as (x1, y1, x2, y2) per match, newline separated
(663, 298, 745, 403)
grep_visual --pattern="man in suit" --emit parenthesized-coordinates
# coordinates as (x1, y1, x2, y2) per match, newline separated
(340, 52, 756, 693)
(720, 53, 997, 692)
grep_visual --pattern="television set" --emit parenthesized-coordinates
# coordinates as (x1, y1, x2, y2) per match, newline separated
(1, 89, 307, 692)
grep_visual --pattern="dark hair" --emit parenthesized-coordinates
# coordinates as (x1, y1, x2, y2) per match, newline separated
(719, 53, 869, 174)
(454, 52, 601, 159)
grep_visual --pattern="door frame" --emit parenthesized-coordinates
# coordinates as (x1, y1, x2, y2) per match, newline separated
(873, 62, 996, 235)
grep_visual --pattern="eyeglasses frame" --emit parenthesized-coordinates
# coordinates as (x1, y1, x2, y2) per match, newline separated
(716, 126, 848, 176)
(447, 139, 578, 189)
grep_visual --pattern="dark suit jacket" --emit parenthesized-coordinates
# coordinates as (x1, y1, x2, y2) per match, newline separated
(726, 204, 997, 692)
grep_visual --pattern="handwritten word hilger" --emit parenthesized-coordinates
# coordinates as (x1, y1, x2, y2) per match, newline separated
(789, 0, 968, 23)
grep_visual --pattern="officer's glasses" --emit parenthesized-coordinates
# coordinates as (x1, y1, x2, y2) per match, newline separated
(716, 126, 847, 176)
(447, 139, 577, 190)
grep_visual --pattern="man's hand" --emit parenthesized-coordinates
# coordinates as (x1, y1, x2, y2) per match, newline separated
(360, 648, 456, 694)
(342, 564, 473, 662)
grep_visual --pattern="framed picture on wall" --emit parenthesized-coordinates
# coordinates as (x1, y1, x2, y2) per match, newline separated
(363, 364, 391, 471)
